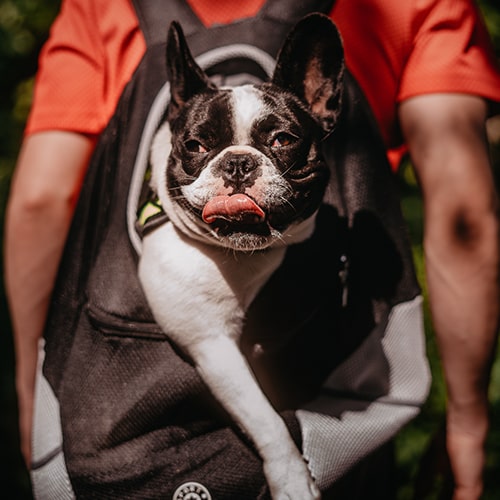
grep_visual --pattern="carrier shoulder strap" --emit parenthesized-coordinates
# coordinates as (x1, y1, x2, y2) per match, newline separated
(133, 0, 204, 47)
(133, 0, 336, 56)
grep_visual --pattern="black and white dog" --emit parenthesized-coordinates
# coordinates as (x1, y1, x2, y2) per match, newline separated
(139, 14, 344, 499)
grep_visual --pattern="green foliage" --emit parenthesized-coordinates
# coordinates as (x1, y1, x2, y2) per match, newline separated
(479, 0, 500, 54)
(0, 0, 60, 159)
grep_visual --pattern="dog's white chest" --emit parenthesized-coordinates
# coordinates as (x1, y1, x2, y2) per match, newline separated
(138, 222, 285, 350)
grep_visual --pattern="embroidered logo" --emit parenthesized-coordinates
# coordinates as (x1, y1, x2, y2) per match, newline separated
(172, 481, 212, 500)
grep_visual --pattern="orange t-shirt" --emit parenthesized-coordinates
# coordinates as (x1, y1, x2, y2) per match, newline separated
(25, 0, 500, 169)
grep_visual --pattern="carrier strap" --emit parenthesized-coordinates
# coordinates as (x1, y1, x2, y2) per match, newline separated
(132, 0, 203, 47)
(132, 0, 336, 49)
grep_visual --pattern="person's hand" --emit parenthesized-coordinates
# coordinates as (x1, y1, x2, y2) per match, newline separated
(16, 378, 34, 467)
(446, 399, 489, 500)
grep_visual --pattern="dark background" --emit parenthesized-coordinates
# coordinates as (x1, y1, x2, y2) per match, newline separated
(1, 1, 499, 497)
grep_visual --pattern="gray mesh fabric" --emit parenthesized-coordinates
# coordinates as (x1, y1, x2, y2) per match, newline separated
(298, 296, 431, 489)
(31, 342, 75, 500)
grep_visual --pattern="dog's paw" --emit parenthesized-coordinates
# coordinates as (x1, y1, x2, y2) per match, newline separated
(264, 453, 321, 500)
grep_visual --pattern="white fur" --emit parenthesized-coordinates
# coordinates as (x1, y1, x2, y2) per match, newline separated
(230, 86, 267, 144)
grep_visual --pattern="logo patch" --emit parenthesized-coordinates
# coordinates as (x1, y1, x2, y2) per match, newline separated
(172, 481, 212, 500)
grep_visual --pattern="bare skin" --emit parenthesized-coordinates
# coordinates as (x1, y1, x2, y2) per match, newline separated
(400, 93, 500, 500)
(4, 131, 95, 465)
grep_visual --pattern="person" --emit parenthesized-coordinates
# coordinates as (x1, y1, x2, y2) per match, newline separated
(4, 0, 500, 498)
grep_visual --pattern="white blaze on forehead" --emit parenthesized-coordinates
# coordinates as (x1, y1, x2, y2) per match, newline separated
(230, 86, 266, 144)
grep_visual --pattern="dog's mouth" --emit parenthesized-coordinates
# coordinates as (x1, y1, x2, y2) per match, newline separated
(202, 194, 270, 236)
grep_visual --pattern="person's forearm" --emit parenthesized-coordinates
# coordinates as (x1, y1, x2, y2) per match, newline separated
(424, 202, 499, 499)
(4, 132, 95, 465)
(424, 179, 499, 405)
(5, 186, 75, 464)
(400, 94, 500, 499)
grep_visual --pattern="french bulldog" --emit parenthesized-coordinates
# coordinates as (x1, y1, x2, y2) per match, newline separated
(138, 14, 344, 500)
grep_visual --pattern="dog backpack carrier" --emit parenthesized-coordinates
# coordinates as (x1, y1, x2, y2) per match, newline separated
(31, 1, 430, 498)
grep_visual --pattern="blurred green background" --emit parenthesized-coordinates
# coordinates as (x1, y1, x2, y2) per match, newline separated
(1, 0, 499, 497)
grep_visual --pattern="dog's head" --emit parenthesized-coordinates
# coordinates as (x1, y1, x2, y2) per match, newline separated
(150, 14, 344, 251)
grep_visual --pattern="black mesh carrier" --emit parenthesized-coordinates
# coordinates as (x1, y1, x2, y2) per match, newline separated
(30, 1, 430, 499)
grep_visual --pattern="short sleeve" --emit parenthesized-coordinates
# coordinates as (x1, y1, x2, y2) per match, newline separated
(399, 0, 500, 105)
(25, 0, 145, 137)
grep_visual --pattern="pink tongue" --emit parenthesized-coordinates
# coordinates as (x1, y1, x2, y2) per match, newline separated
(202, 194, 265, 224)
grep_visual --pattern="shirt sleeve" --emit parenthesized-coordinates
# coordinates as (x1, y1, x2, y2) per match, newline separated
(399, 0, 500, 106)
(25, 0, 104, 136)
(25, 0, 145, 137)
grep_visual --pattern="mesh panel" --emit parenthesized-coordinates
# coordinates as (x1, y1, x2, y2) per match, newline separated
(298, 296, 431, 490)
(31, 452, 75, 500)
(31, 342, 75, 499)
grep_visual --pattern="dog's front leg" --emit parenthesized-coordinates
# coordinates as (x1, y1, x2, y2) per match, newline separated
(139, 223, 320, 499)
(189, 336, 321, 500)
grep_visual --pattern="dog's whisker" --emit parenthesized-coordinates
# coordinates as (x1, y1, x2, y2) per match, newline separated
(168, 195, 188, 203)
(279, 161, 298, 177)
(278, 195, 296, 211)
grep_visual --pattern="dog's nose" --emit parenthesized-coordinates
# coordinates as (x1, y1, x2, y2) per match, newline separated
(221, 153, 257, 184)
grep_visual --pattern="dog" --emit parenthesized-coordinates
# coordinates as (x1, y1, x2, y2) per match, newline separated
(138, 14, 344, 499)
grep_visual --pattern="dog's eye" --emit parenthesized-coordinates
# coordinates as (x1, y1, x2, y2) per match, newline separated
(271, 133, 296, 148)
(185, 140, 208, 153)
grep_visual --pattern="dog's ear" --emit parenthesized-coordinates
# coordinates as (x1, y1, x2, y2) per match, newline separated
(166, 22, 216, 122)
(272, 14, 344, 133)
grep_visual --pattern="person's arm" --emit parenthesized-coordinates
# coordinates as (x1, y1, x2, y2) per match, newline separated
(400, 93, 499, 500)
(4, 131, 95, 466)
